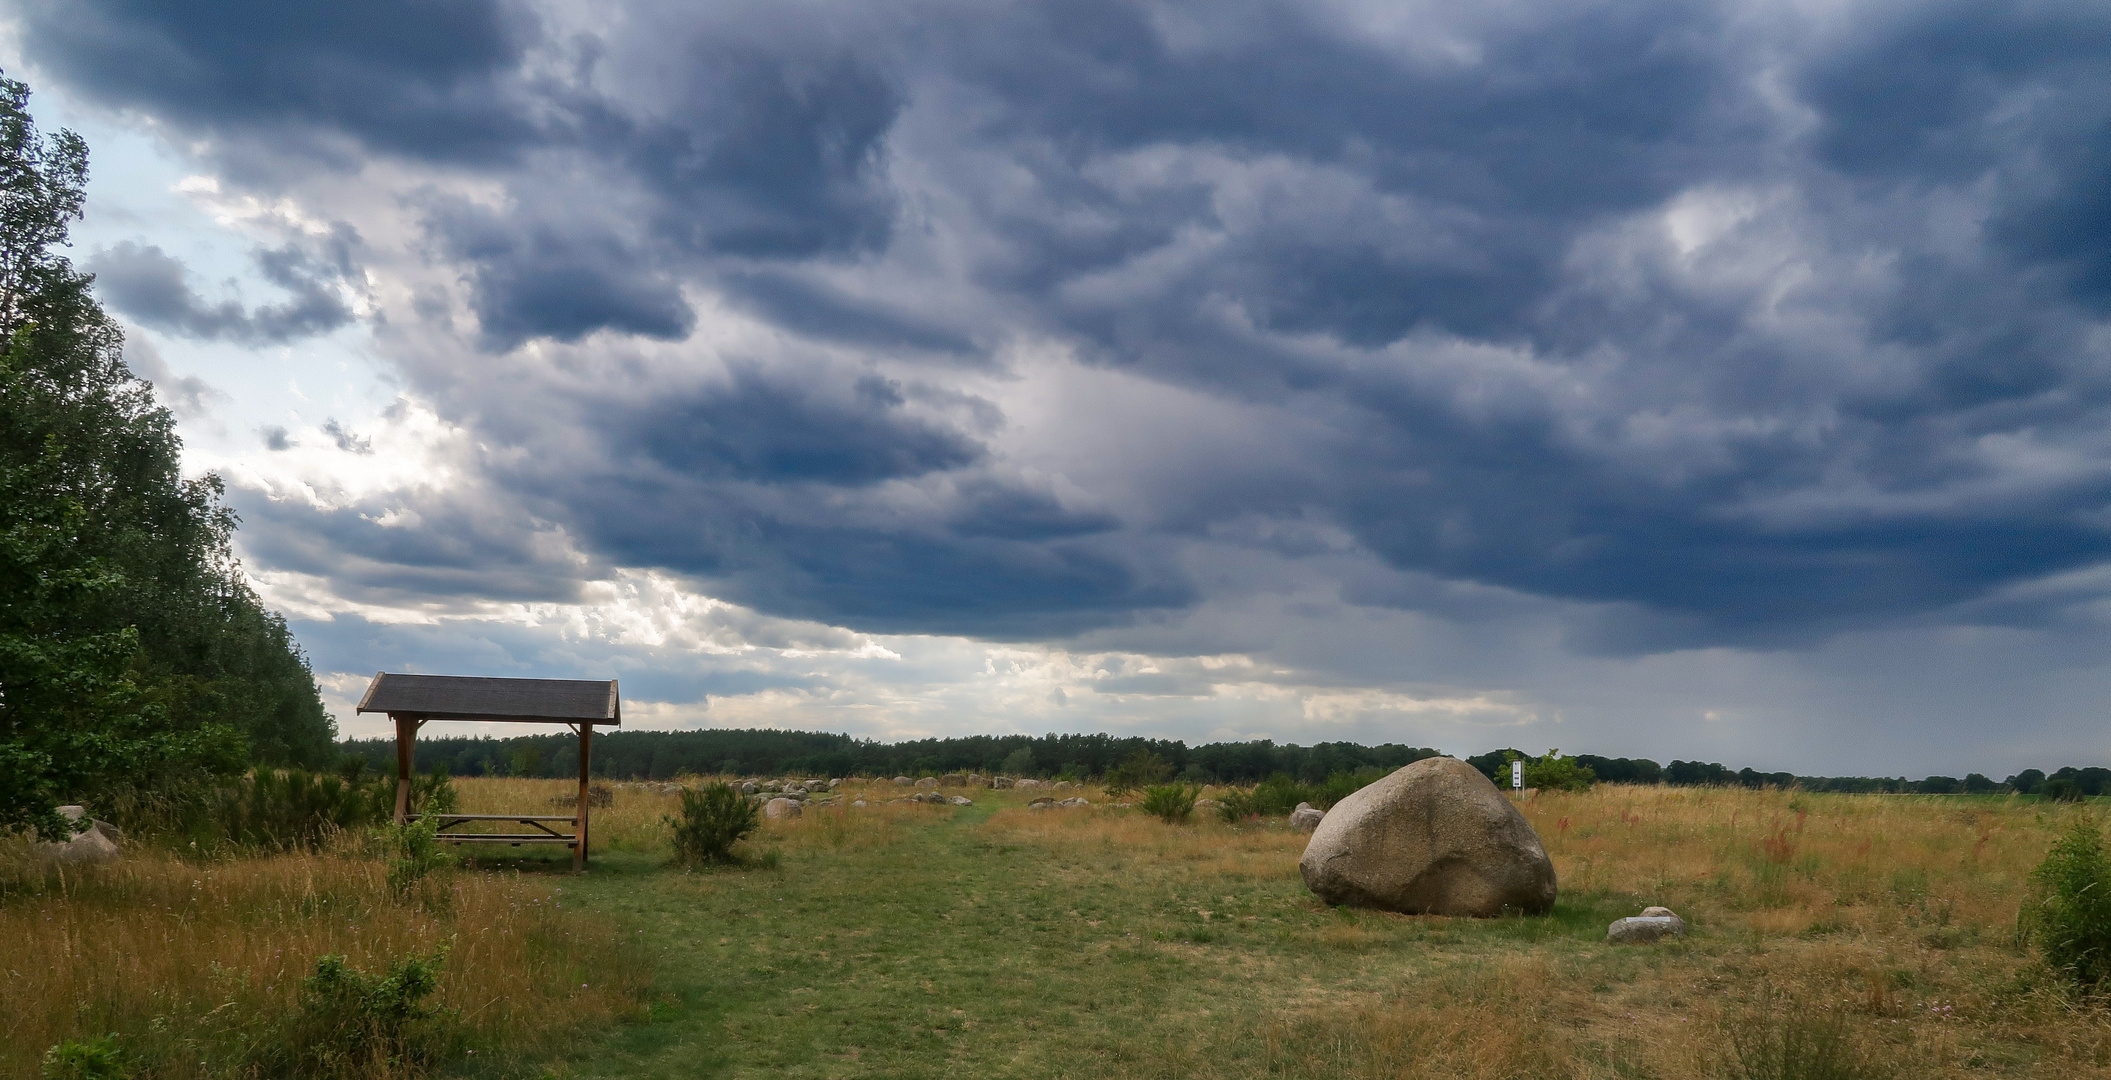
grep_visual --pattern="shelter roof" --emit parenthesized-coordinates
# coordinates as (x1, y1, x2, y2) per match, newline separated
(355, 673, 620, 725)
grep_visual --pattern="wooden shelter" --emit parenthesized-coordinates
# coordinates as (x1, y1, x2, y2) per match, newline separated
(356, 672, 620, 871)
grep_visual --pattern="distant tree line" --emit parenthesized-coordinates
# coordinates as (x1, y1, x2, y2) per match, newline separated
(341, 728, 2092, 797)
(341, 729, 1447, 785)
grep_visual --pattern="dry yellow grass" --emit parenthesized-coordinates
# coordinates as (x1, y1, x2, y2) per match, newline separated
(0, 832, 649, 1078)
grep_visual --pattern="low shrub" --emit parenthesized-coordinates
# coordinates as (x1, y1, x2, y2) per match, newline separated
(1724, 990, 1874, 1080)
(1215, 769, 1383, 822)
(1103, 750, 1175, 796)
(1141, 783, 1199, 824)
(2027, 820, 2111, 986)
(667, 781, 760, 865)
(292, 949, 453, 1076)
(379, 816, 455, 895)
(40, 1035, 127, 1080)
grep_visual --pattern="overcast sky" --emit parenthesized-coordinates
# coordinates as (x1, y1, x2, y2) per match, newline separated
(10, 0, 2111, 775)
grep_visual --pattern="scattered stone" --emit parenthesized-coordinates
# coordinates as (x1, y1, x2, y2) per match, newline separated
(1028, 797, 1057, 809)
(1298, 757, 1557, 917)
(916, 777, 940, 790)
(1014, 778, 1041, 789)
(894, 776, 914, 786)
(764, 797, 802, 820)
(1054, 780, 1073, 791)
(1290, 803, 1325, 833)
(35, 808, 121, 864)
(940, 773, 966, 787)
(1607, 915, 1686, 944)
(992, 776, 1014, 789)
(783, 790, 808, 802)
(828, 778, 845, 790)
(852, 799, 867, 807)
(949, 795, 973, 806)
(1641, 906, 1675, 918)
(1059, 797, 1091, 808)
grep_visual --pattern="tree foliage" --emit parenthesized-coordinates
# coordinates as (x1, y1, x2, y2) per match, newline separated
(0, 74, 333, 839)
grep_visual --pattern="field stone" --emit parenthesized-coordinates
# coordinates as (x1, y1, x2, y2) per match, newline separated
(1641, 906, 1676, 918)
(764, 797, 802, 820)
(992, 777, 1014, 789)
(38, 808, 122, 864)
(1298, 756, 1557, 917)
(1607, 915, 1686, 944)
(1015, 778, 1040, 789)
(1059, 797, 1091, 808)
(949, 795, 973, 806)
(1055, 781, 1073, 791)
(1290, 803, 1325, 833)
(940, 773, 966, 787)
(916, 777, 939, 790)
(894, 776, 913, 786)
(852, 800, 868, 807)
(1029, 797, 1057, 809)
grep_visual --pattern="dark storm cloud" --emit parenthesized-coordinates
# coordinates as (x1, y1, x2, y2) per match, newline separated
(630, 370, 985, 486)
(20, 0, 542, 167)
(36, 0, 2111, 646)
(88, 241, 354, 344)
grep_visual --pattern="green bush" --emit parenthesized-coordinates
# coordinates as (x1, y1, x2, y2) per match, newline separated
(666, 782, 760, 865)
(2027, 821, 2111, 986)
(1520, 749, 1596, 793)
(1140, 783, 1199, 824)
(1103, 750, 1174, 796)
(379, 816, 455, 895)
(1214, 770, 1382, 822)
(41, 1035, 127, 1080)
(294, 949, 451, 1075)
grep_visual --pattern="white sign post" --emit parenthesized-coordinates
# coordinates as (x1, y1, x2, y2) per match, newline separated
(1510, 759, 1524, 794)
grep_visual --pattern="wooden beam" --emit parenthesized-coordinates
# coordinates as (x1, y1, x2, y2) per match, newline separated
(393, 714, 416, 825)
(574, 721, 593, 872)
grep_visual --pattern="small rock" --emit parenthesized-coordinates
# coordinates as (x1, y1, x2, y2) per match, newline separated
(1607, 915, 1686, 944)
(940, 773, 966, 787)
(828, 778, 845, 790)
(1059, 797, 1091, 807)
(1290, 803, 1325, 833)
(764, 797, 802, 820)
(949, 795, 973, 806)
(916, 777, 939, 790)
(1028, 797, 1057, 808)
(1015, 778, 1041, 789)
(992, 776, 1015, 789)
(1641, 905, 1676, 918)
(852, 799, 868, 807)
(1055, 781, 1073, 791)
(894, 776, 914, 786)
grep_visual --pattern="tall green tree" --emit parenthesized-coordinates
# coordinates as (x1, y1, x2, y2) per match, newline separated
(0, 75, 334, 839)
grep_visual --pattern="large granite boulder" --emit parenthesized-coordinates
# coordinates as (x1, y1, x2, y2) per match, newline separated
(764, 797, 802, 820)
(1298, 757, 1556, 917)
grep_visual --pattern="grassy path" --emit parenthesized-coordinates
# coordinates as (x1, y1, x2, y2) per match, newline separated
(526, 799, 1639, 1080)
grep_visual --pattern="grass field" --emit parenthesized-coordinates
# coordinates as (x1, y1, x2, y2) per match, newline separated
(10, 777, 2108, 1078)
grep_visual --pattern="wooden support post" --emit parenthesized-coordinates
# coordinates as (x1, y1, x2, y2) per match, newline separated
(574, 722, 593, 872)
(393, 714, 416, 824)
